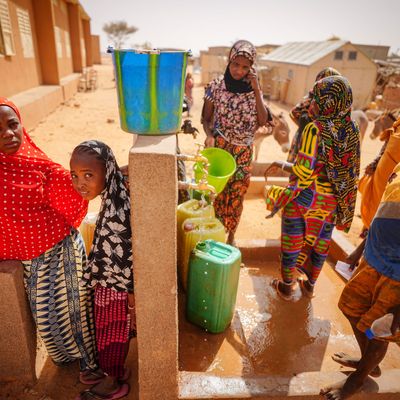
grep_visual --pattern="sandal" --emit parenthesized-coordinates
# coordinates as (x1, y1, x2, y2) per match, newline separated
(297, 278, 314, 299)
(271, 278, 293, 301)
(79, 369, 106, 385)
(76, 383, 130, 400)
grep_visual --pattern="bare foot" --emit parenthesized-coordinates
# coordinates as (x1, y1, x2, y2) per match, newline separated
(271, 278, 293, 300)
(297, 278, 314, 298)
(320, 372, 365, 399)
(332, 352, 381, 377)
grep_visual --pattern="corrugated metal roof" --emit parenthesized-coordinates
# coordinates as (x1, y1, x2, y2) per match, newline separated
(260, 41, 348, 66)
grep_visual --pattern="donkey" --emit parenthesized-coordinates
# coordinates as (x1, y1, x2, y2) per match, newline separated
(253, 112, 290, 161)
(370, 109, 400, 139)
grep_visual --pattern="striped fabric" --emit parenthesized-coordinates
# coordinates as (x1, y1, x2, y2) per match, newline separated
(94, 285, 130, 378)
(282, 195, 336, 284)
(23, 229, 97, 371)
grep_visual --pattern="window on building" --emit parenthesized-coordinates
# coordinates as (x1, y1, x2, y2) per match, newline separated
(0, 0, 15, 56)
(17, 7, 34, 58)
(288, 69, 293, 79)
(55, 26, 63, 58)
(65, 30, 71, 58)
(334, 51, 343, 60)
(348, 51, 357, 60)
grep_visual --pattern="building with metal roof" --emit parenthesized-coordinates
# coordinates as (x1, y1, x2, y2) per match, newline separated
(258, 40, 378, 108)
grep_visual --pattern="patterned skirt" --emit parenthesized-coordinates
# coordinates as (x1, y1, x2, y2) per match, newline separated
(23, 229, 97, 371)
(281, 189, 337, 285)
(94, 285, 131, 378)
(213, 136, 253, 234)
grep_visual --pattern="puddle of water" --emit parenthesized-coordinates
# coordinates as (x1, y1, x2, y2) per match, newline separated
(179, 258, 400, 377)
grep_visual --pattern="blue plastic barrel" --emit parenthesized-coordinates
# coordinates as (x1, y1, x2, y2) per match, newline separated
(110, 48, 190, 135)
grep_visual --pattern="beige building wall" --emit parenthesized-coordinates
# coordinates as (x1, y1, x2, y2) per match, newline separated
(259, 61, 308, 104)
(0, 0, 42, 97)
(53, 0, 73, 78)
(200, 51, 227, 85)
(91, 34, 101, 64)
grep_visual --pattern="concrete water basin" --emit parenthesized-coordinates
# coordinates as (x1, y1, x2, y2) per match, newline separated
(178, 241, 400, 399)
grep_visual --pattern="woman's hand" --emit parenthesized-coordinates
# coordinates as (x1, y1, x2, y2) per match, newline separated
(264, 161, 292, 178)
(247, 68, 260, 92)
(345, 238, 366, 270)
(120, 165, 129, 187)
(204, 135, 215, 148)
(344, 252, 361, 271)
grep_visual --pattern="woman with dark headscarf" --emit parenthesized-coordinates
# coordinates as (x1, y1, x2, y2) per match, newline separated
(0, 98, 99, 382)
(202, 40, 273, 244)
(265, 76, 360, 299)
(287, 67, 341, 163)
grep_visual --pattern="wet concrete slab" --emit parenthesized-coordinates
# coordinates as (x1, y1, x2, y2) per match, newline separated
(178, 244, 400, 398)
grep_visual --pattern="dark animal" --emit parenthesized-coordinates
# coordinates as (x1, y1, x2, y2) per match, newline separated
(253, 112, 290, 161)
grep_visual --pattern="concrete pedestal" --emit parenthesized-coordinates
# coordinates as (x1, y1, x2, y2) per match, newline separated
(0, 261, 36, 382)
(129, 134, 179, 400)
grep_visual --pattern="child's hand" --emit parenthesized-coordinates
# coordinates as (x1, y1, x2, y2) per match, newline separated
(120, 165, 129, 187)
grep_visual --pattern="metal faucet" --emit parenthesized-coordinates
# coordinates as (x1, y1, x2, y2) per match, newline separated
(177, 180, 217, 203)
(177, 143, 216, 203)
(176, 152, 208, 165)
(176, 142, 209, 176)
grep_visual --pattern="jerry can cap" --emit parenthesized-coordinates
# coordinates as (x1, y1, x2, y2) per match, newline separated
(196, 241, 207, 251)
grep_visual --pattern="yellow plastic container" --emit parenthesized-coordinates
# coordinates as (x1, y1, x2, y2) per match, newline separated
(79, 212, 98, 255)
(179, 217, 225, 290)
(177, 199, 214, 230)
(177, 200, 215, 272)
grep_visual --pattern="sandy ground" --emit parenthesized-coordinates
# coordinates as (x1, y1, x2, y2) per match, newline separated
(0, 56, 384, 399)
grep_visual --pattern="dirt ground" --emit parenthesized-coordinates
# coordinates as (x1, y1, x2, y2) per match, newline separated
(0, 56, 384, 400)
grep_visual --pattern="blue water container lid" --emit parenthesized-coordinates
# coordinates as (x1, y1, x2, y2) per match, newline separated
(365, 328, 375, 340)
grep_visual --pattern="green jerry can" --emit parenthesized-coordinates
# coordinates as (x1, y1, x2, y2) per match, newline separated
(186, 240, 242, 333)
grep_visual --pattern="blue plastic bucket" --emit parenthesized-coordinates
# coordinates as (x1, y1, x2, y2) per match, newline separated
(110, 48, 190, 135)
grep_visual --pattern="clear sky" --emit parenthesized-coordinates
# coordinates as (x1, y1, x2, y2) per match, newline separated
(80, 0, 400, 56)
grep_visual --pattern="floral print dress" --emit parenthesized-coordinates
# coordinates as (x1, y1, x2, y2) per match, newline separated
(204, 76, 258, 234)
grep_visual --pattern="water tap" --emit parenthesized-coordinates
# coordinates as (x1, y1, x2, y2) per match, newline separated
(180, 119, 199, 138)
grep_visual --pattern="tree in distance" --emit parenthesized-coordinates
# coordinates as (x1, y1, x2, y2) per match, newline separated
(103, 20, 138, 48)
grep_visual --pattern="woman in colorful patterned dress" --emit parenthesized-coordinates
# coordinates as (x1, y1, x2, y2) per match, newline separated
(0, 98, 99, 382)
(202, 40, 272, 245)
(287, 67, 341, 163)
(265, 75, 360, 300)
(70, 140, 134, 400)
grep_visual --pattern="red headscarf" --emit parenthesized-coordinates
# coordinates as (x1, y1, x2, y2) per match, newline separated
(0, 97, 88, 260)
